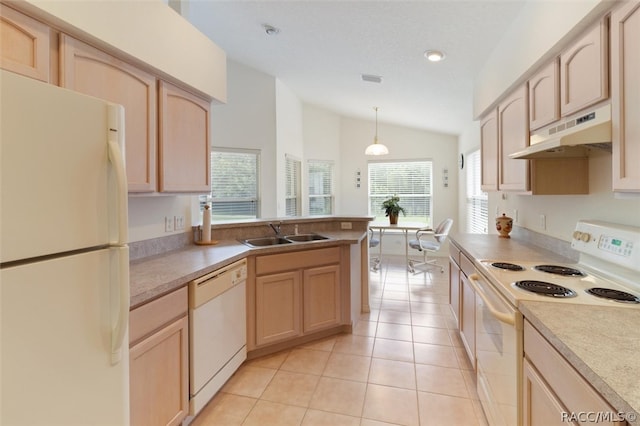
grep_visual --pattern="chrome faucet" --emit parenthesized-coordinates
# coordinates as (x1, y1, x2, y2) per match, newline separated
(269, 222, 282, 236)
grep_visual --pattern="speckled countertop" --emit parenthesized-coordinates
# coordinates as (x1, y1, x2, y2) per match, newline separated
(450, 233, 574, 266)
(520, 302, 640, 424)
(130, 230, 366, 309)
(450, 234, 639, 424)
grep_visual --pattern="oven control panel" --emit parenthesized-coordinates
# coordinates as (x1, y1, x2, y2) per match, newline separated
(572, 220, 640, 272)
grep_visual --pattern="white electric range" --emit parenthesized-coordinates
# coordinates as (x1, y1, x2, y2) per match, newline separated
(469, 220, 640, 426)
(476, 220, 640, 309)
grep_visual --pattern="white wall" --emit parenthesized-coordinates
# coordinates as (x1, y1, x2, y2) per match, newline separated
(128, 195, 193, 242)
(457, 121, 481, 233)
(275, 80, 304, 217)
(302, 105, 342, 215)
(211, 60, 278, 218)
(339, 116, 459, 255)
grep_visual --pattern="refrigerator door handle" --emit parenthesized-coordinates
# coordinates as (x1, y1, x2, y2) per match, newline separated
(107, 104, 128, 246)
(111, 246, 130, 365)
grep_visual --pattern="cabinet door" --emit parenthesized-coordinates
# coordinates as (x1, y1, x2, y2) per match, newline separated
(612, 1, 640, 192)
(159, 81, 211, 193)
(0, 5, 50, 82)
(459, 273, 476, 368)
(480, 109, 499, 192)
(255, 271, 302, 346)
(130, 315, 189, 426)
(303, 264, 341, 333)
(560, 20, 609, 116)
(448, 260, 460, 329)
(59, 35, 157, 192)
(523, 358, 574, 426)
(529, 59, 560, 131)
(498, 85, 530, 192)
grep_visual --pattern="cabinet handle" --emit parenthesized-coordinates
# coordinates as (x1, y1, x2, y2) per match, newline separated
(468, 273, 516, 326)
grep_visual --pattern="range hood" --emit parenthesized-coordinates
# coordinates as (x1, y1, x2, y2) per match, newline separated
(509, 104, 612, 159)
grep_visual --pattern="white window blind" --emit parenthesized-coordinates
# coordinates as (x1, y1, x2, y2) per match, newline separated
(201, 149, 260, 221)
(308, 160, 334, 215)
(285, 155, 301, 216)
(466, 150, 488, 233)
(368, 160, 433, 223)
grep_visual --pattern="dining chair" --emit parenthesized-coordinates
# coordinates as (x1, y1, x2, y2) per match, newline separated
(369, 228, 381, 271)
(407, 218, 453, 273)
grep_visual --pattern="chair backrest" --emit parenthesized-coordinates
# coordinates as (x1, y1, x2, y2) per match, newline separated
(434, 218, 453, 243)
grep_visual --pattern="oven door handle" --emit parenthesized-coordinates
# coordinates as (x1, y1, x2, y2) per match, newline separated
(469, 273, 516, 326)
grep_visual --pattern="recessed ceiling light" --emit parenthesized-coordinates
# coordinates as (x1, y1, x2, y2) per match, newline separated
(263, 24, 280, 35)
(424, 50, 446, 62)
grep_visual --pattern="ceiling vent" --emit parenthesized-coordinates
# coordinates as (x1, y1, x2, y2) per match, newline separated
(361, 74, 383, 84)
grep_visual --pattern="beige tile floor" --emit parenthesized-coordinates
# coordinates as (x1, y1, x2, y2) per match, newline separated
(192, 256, 488, 426)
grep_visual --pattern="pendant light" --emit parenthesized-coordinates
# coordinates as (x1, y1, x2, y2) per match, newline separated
(365, 106, 389, 156)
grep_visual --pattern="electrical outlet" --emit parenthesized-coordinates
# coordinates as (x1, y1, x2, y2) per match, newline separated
(513, 209, 518, 222)
(539, 214, 546, 230)
(341, 222, 353, 230)
(174, 215, 185, 231)
(165, 216, 174, 232)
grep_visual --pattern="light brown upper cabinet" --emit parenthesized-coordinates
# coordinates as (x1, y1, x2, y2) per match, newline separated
(158, 81, 211, 193)
(528, 59, 560, 131)
(498, 85, 530, 192)
(611, 1, 640, 192)
(480, 109, 499, 192)
(560, 19, 609, 116)
(0, 5, 50, 82)
(59, 35, 157, 193)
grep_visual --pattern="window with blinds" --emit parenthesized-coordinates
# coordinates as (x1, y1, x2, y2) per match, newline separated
(201, 149, 260, 221)
(285, 155, 301, 216)
(466, 150, 488, 233)
(368, 160, 433, 223)
(308, 160, 334, 215)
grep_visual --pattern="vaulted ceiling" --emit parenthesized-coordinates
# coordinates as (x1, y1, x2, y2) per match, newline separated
(184, 1, 527, 135)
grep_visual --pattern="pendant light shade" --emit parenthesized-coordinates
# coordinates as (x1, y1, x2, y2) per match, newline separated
(365, 107, 389, 156)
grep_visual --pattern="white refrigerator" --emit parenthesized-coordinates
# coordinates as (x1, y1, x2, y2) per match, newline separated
(1, 70, 130, 425)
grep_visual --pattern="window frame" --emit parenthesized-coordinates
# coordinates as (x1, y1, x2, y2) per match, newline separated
(367, 159, 433, 224)
(285, 154, 301, 217)
(201, 147, 261, 221)
(307, 159, 335, 216)
(465, 149, 488, 233)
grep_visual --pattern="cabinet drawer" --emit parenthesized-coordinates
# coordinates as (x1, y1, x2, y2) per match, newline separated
(460, 253, 475, 277)
(130, 287, 188, 345)
(524, 321, 620, 420)
(256, 247, 340, 275)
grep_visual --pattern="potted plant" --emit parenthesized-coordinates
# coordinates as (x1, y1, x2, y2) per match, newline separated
(381, 195, 406, 224)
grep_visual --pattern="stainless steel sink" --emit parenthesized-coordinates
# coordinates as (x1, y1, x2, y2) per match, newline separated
(241, 233, 330, 247)
(284, 233, 330, 242)
(241, 236, 293, 247)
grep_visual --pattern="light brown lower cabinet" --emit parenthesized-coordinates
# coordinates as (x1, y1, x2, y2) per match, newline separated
(129, 288, 189, 426)
(255, 270, 303, 346)
(303, 264, 341, 333)
(459, 253, 476, 369)
(523, 320, 627, 426)
(250, 247, 343, 351)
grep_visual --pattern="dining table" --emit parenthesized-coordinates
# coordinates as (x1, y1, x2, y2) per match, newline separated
(368, 221, 430, 271)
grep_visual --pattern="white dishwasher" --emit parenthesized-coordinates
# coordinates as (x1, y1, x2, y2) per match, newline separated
(189, 258, 247, 416)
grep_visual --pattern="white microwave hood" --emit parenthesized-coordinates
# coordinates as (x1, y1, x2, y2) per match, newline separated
(509, 104, 611, 159)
